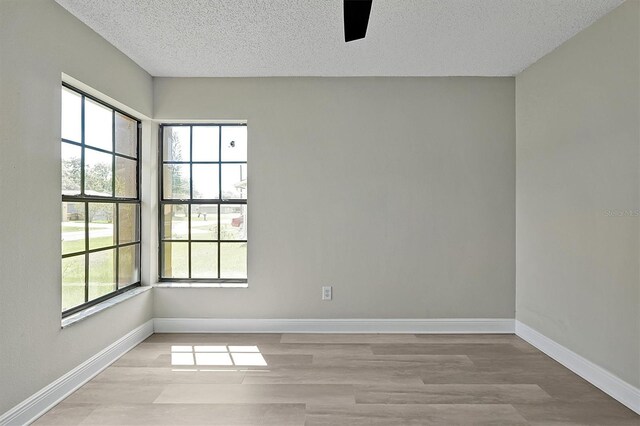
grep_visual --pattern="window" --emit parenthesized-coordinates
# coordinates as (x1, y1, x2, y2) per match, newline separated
(159, 124, 247, 282)
(61, 84, 141, 316)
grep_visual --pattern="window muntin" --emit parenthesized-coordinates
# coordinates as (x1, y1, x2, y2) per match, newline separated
(61, 84, 141, 316)
(159, 124, 247, 282)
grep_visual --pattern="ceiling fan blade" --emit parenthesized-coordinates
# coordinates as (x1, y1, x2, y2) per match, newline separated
(344, 0, 372, 42)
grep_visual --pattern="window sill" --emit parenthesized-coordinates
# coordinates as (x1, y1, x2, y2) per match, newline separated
(154, 282, 249, 289)
(61, 286, 152, 328)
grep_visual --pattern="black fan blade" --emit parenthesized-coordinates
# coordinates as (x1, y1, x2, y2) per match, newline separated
(344, 0, 372, 42)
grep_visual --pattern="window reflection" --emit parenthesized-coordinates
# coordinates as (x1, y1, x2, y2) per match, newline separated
(170, 345, 267, 368)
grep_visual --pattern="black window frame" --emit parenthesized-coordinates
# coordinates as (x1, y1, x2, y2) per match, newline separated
(61, 82, 142, 318)
(158, 123, 248, 283)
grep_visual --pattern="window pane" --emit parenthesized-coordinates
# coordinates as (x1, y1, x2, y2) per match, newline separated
(61, 87, 82, 142)
(192, 126, 219, 162)
(191, 242, 218, 278)
(191, 204, 218, 240)
(62, 254, 85, 311)
(162, 204, 188, 240)
(89, 203, 115, 249)
(115, 112, 137, 157)
(85, 148, 113, 196)
(118, 244, 140, 288)
(88, 249, 116, 300)
(220, 204, 246, 240)
(163, 164, 190, 199)
(220, 243, 247, 278)
(85, 98, 113, 151)
(163, 126, 190, 161)
(119, 203, 140, 244)
(62, 202, 85, 255)
(221, 126, 247, 162)
(61, 142, 82, 195)
(162, 242, 188, 278)
(115, 156, 137, 198)
(192, 164, 219, 199)
(221, 164, 247, 200)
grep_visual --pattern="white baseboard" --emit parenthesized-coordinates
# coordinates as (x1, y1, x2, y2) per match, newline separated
(515, 320, 640, 415)
(0, 320, 154, 426)
(153, 318, 515, 334)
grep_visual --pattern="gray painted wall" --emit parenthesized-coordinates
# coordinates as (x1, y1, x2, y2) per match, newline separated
(0, 0, 154, 413)
(153, 77, 516, 319)
(516, 0, 639, 388)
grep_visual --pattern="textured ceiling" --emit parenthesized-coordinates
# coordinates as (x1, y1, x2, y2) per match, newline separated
(55, 0, 624, 77)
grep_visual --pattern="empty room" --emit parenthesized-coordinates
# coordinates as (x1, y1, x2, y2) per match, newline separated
(0, 0, 638, 424)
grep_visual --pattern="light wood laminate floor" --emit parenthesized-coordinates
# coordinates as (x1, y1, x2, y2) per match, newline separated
(36, 334, 638, 425)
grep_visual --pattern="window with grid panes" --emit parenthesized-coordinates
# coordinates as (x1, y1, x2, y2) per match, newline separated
(61, 84, 141, 316)
(159, 124, 247, 282)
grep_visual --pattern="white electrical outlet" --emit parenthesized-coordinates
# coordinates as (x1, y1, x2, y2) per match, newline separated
(322, 286, 332, 301)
